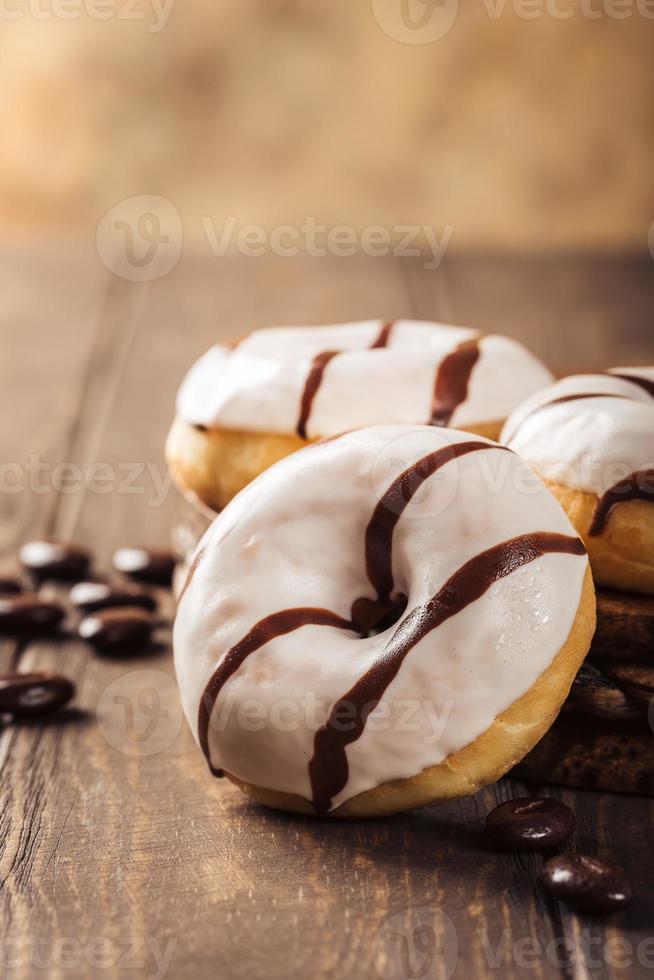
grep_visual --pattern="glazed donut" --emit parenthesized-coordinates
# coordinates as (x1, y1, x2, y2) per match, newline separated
(501, 367, 654, 595)
(166, 320, 553, 511)
(174, 424, 594, 818)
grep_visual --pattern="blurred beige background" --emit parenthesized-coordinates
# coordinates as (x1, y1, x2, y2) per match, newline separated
(1, 0, 652, 251)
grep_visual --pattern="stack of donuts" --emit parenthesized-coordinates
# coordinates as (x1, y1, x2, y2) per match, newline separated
(500, 369, 654, 794)
(168, 319, 653, 815)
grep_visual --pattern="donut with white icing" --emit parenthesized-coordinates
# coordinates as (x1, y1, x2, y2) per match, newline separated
(501, 368, 654, 595)
(174, 425, 594, 818)
(166, 320, 553, 511)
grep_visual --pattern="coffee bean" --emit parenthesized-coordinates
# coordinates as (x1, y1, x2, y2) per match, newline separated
(485, 797, 576, 850)
(78, 607, 154, 653)
(541, 855, 632, 914)
(112, 548, 176, 587)
(0, 595, 66, 634)
(20, 540, 90, 582)
(0, 672, 75, 716)
(69, 581, 157, 614)
(0, 576, 22, 595)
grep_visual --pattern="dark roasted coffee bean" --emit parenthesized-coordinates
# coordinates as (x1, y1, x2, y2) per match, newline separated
(78, 607, 154, 653)
(0, 576, 22, 595)
(70, 581, 157, 614)
(0, 595, 66, 634)
(112, 547, 176, 587)
(0, 672, 75, 716)
(541, 855, 632, 914)
(485, 797, 576, 850)
(20, 540, 90, 581)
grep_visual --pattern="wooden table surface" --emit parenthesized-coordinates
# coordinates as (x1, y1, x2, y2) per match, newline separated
(1, 246, 653, 980)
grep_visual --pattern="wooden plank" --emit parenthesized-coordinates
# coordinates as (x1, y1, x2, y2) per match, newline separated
(1, 252, 653, 980)
(402, 252, 654, 374)
(0, 243, 110, 561)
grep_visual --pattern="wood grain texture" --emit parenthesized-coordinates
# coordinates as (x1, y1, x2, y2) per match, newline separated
(0, 248, 653, 980)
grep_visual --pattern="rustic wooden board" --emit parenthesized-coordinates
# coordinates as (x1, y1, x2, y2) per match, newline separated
(1, 249, 653, 980)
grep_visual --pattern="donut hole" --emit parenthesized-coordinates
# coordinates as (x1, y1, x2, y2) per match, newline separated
(350, 593, 408, 638)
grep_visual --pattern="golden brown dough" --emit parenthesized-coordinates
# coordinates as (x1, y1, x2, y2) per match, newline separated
(544, 482, 654, 596)
(166, 416, 503, 511)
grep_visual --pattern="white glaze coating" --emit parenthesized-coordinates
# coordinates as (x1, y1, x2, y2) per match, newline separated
(174, 425, 587, 811)
(501, 370, 654, 495)
(176, 320, 553, 436)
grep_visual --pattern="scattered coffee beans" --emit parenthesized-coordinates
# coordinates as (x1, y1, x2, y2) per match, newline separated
(0, 595, 66, 634)
(20, 540, 90, 582)
(486, 797, 576, 850)
(540, 854, 632, 914)
(0, 672, 75, 716)
(78, 607, 154, 653)
(112, 547, 176, 587)
(70, 581, 157, 614)
(0, 576, 22, 595)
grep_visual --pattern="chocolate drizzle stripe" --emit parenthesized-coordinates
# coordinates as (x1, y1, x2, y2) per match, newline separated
(589, 470, 654, 536)
(308, 531, 586, 815)
(296, 323, 396, 438)
(370, 321, 394, 349)
(503, 391, 626, 444)
(609, 373, 654, 399)
(365, 441, 511, 606)
(430, 338, 481, 427)
(296, 351, 339, 439)
(197, 608, 354, 774)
